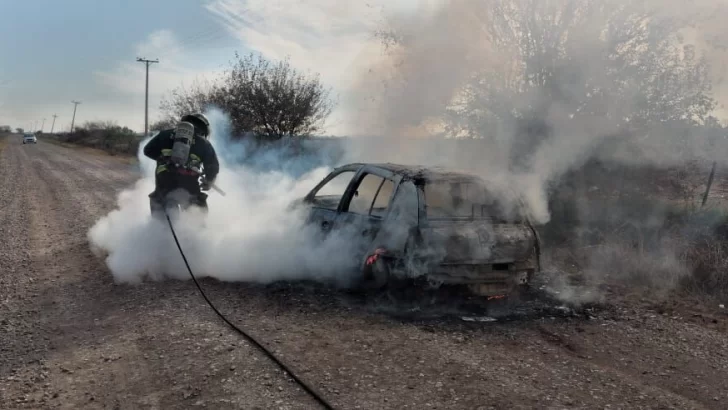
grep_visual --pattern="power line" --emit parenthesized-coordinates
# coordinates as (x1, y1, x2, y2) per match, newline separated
(70, 100, 81, 133)
(136, 57, 159, 137)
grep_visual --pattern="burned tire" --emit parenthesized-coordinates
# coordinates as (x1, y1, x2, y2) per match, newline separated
(360, 256, 391, 290)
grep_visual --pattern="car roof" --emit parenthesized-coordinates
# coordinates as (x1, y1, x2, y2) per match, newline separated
(347, 162, 483, 183)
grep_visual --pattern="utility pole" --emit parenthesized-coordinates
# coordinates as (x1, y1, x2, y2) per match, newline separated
(41, 118, 46, 133)
(50, 114, 58, 133)
(70, 100, 81, 133)
(136, 57, 159, 137)
(702, 161, 718, 208)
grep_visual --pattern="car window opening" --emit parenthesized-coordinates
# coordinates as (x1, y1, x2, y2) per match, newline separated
(311, 170, 356, 210)
(370, 178, 395, 218)
(349, 173, 384, 214)
(424, 180, 522, 222)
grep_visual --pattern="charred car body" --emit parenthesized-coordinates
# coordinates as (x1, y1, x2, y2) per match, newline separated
(298, 163, 541, 297)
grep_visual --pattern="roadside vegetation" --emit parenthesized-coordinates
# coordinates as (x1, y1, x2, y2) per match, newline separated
(52, 121, 140, 156)
(52, 0, 728, 304)
(0, 130, 10, 152)
(542, 160, 728, 303)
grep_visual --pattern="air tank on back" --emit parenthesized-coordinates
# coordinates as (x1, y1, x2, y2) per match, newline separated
(170, 121, 195, 167)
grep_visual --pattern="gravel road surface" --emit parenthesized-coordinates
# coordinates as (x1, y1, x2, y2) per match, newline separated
(2, 137, 728, 409)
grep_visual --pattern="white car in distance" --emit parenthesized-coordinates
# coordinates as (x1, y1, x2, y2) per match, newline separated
(23, 133, 37, 144)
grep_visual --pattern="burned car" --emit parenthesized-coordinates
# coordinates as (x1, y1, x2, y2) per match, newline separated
(298, 163, 541, 297)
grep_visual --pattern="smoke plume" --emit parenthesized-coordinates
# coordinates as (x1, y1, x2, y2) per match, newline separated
(342, 0, 728, 304)
(88, 108, 365, 285)
(347, 0, 728, 221)
(90, 1, 728, 306)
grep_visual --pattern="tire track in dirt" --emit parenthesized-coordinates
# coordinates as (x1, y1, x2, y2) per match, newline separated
(0, 140, 45, 382)
(539, 312, 728, 407)
(0, 143, 27, 232)
(31, 142, 136, 221)
(40, 141, 137, 188)
(30, 154, 126, 226)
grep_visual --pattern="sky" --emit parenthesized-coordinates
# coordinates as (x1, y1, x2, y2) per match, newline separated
(0, 0, 427, 135)
(2, 0, 727, 136)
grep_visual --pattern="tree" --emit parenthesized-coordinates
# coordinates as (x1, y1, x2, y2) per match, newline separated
(160, 52, 336, 139)
(15, 128, 23, 134)
(150, 118, 177, 132)
(159, 78, 224, 124)
(219, 53, 335, 138)
(376, 0, 717, 153)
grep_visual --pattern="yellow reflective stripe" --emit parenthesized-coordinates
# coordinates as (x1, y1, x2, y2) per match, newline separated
(161, 148, 172, 156)
(190, 153, 201, 162)
(156, 165, 168, 174)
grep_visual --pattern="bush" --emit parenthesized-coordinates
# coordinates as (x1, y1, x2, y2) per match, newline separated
(59, 121, 142, 156)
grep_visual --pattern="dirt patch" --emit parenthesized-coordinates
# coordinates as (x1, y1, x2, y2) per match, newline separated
(42, 135, 138, 165)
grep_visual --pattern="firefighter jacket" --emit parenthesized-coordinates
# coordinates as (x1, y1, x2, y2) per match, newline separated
(143, 129, 220, 195)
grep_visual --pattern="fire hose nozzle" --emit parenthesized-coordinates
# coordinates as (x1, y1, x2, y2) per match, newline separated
(211, 184, 226, 196)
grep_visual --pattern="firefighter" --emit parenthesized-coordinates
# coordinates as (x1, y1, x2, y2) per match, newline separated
(143, 113, 220, 216)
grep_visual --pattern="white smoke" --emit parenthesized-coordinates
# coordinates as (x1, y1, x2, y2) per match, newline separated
(345, 0, 728, 225)
(335, 0, 728, 305)
(88, 0, 728, 303)
(88, 108, 362, 285)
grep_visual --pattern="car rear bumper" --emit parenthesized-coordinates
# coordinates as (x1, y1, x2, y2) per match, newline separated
(424, 259, 538, 296)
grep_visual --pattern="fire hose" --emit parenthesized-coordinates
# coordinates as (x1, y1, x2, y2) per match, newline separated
(163, 208, 336, 410)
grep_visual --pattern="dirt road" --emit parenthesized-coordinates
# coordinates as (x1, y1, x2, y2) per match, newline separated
(2, 138, 728, 409)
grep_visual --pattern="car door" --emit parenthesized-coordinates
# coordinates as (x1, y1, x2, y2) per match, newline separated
(303, 165, 361, 235)
(336, 167, 399, 258)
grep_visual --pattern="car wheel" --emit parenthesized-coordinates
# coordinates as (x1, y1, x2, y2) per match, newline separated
(360, 254, 390, 290)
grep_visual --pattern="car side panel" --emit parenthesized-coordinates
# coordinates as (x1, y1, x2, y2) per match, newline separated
(334, 212, 383, 262)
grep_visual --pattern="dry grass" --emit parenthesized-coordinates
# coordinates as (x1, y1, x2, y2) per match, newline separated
(545, 238, 686, 304)
(681, 237, 728, 301)
(544, 210, 728, 307)
(541, 158, 728, 305)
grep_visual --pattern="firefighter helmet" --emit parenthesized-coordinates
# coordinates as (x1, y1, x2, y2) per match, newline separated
(180, 113, 210, 139)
